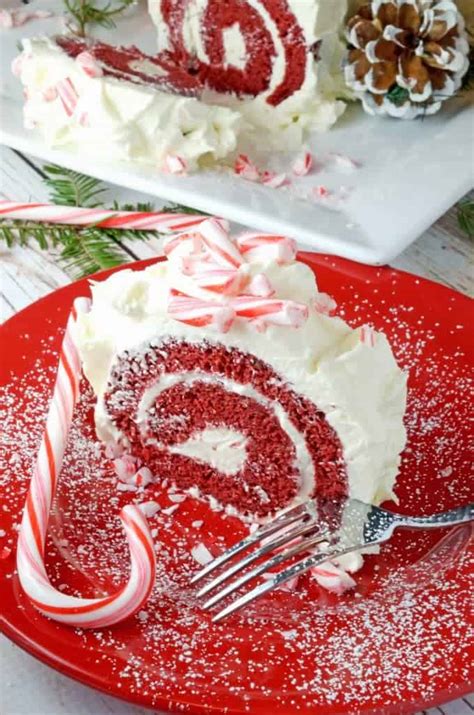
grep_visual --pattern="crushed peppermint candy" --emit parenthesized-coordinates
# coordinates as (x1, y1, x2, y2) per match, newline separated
(292, 151, 314, 177)
(191, 542, 214, 565)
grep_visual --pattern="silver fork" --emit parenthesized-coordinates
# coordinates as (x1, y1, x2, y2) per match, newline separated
(191, 498, 473, 622)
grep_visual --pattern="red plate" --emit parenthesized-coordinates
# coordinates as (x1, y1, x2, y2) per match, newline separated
(1, 254, 472, 715)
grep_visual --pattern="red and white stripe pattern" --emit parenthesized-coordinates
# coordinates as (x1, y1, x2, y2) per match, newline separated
(189, 266, 243, 295)
(75, 50, 103, 78)
(168, 289, 236, 333)
(163, 154, 188, 175)
(311, 563, 356, 594)
(231, 296, 308, 327)
(234, 154, 260, 182)
(163, 231, 205, 259)
(152, 0, 309, 108)
(236, 233, 297, 264)
(165, 220, 309, 332)
(260, 171, 289, 189)
(0, 201, 208, 233)
(16, 298, 156, 627)
(199, 218, 244, 269)
(292, 151, 313, 177)
(56, 78, 79, 117)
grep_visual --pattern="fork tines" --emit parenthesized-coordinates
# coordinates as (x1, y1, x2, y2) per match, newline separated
(191, 500, 345, 622)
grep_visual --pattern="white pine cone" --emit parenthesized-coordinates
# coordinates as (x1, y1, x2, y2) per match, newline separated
(344, 0, 470, 119)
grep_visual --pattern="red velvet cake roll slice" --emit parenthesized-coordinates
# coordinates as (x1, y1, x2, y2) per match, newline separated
(14, 37, 241, 171)
(75, 220, 407, 524)
(149, 0, 349, 143)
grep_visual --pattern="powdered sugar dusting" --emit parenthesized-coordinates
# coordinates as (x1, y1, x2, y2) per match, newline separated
(0, 261, 472, 713)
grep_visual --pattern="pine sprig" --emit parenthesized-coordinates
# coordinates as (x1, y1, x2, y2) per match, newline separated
(43, 164, 106, 207)
(0, 164, 206, 278)
(457, 198, 474, 238)
(64, 0, 135, 38)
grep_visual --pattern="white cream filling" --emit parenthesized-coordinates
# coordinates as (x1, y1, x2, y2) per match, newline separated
(180, 0, 287, 94)
(135, 371, 316, 498)
(168, 427, 248, 476)
(222, 24, 247, 70)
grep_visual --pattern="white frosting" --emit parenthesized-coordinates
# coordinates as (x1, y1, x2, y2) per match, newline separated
(75, 252, 407, 510)
(16, 37, 241, 171)
(222, 24, 248, 70)
(149, 0, 349, 148)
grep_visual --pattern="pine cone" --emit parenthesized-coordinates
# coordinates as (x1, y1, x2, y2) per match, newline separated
(344, 0, 470, 119)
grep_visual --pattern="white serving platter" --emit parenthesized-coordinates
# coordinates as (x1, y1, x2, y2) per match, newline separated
(1, 0, 473, 264)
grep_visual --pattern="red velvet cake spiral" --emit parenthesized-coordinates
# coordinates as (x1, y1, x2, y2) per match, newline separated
(104, 339, 348, 519)
(157, 0, 308, 105)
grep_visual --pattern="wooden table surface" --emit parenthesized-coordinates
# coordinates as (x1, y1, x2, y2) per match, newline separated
(1, 144, 472, 715)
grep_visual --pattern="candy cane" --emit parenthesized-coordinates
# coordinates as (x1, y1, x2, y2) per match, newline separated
(234, 154, 260, 182)
(0, 201, 208, 232)
(16, 298, 156, 627)
(56, 78, 79, 117)
(260, 171, 289, 189)
(198, 218, 244, 269)
(168, 289, 235, 333)
(292, 151, 314, 177)
(231, 296, 308, 327)
(163, 154, 188, 175)
(75, 51, 103, 78)
(163, 231, 204, 259)
(236, 233, 297, 264)
(188, 266, 243, 295)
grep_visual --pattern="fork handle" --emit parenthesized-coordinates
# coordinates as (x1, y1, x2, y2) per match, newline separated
(395, 503, 474, 530)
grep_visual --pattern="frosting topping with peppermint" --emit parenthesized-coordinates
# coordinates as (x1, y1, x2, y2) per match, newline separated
(75, 226, 407, 509)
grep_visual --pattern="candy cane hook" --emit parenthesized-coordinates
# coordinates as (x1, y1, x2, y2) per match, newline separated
(16, 297, 156, 627)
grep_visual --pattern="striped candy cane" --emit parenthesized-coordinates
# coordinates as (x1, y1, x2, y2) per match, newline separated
(56, 78, 79, 117)
(199, 218, 244, 269)
(231, 296, 308, 327)
(75, 51, 103, 78)
(189, 266, 243, 295)
(0, 201, 208, 233)
(292, 151, 314, 177)
(168, 289, 235, 333)
(236, 233, 297, 264)
(16, 298, 156, 628)
(163, 231, 204, 259)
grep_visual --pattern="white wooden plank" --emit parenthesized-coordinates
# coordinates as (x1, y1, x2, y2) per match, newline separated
(392, 218, 473, 296)
(0, 147, 50, 202)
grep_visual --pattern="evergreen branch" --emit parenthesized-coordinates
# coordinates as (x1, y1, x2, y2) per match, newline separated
(63, 0, 135, 38)
(0, 164, 208, 278)
(60, 226, 132, 275)
(43, 164, 106, 207)
(0, 220, 136, 277)
(457, 198, 474, 238)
